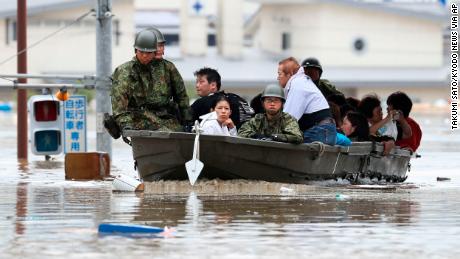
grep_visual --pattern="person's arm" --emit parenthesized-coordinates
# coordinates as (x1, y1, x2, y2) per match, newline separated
(336, 132, 352, 146)
(237, 119, 258, 138)
(228, 126, 238, 136)
(111, 67, 134, 130)
(369, 114, 391, 135)
(167, 61, 192, 123)
(201, 120, 218, 135)
(283, 79, 308, 120)
(271, 115, 304, 144)
(222, 118, 235, 130)
(395, 112, 412, 139)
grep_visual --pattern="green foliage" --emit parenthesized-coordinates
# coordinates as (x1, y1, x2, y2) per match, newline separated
(185, 82, 197, 99)
(73, 88, 95, 103)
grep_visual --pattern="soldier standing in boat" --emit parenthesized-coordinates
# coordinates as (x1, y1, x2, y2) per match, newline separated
(238, 84, 303, 144)
(110, 29, 191, 132)
(301, 57, 343, 99)
(147, 27, 192, 129)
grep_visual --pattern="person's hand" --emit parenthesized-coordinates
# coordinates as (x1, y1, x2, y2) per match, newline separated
(259, 137, 273, 141)
(250, 133, 264, 139)
(222, 118, 235, 129)
(271, 134, 288, 142)
(383, 112, 392, 122)
(183, 120, 194, 132)
(393, 110, 406, 123)
(383, 140, 395, 156)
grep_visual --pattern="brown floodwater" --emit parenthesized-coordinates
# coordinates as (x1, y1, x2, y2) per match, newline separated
(0, 112, 460, 258)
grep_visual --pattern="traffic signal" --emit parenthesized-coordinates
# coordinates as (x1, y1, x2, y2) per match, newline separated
(28, 95, 63, 155)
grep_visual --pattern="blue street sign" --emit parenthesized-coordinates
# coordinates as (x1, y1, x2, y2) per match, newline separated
(63, 96, 87, 153)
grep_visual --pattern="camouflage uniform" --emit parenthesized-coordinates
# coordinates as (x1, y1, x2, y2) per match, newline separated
(238, 112, 303, 144)
(317, 79, 343, 99)
(152, 58, 192, 124)
(111, 57, 191, 132)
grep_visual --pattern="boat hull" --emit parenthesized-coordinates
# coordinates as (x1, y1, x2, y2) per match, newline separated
(124, 131, 411, 184)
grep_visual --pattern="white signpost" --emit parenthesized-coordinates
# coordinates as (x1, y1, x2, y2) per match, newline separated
(63, 95, 87, 153)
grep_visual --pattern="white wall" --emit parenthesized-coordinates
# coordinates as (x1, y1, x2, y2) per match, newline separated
(180, 0, 207, 56)
(217, 0, 243, 59)
(256, 3, 444, 68)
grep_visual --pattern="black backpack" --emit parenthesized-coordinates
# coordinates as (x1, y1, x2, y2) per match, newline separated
(223, 92, 255, 128)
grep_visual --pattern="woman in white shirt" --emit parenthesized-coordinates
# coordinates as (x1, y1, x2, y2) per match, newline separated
(199, 95, 237, 136)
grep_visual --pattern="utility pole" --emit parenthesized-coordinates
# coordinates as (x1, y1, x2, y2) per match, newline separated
(95, 0, 112, 158)
(17, 0, 28, 160)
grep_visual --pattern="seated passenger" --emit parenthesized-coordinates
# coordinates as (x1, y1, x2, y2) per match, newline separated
(358, 94, 400, 140)
(329, 101, 343, 130)
(358, 94, 410, 155)
(278, 57, 336, 145)
(238, 84, 303, 144)
(301, 57, 344, 99)
(191, 67, 253, 129)
(336, 112, 370, 146)
(345, 97, 360, 110)
(250, 92, 264, 115)
(386, 91, 421, 152)
(199, 95, 237, 136)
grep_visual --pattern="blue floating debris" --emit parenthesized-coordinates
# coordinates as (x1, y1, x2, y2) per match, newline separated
(98, 223, 164, 234)
(0, 103, 12, 112)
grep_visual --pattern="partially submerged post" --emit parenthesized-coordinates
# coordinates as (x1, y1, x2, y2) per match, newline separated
(95, 0, 113, 158)
(17, 0, 28, 160)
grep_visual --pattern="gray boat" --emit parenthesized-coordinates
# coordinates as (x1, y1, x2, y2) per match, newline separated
(124, 130, 412, 184)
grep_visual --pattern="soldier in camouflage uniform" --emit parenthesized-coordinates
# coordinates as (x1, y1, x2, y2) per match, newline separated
(238, 85, 303, 144)
(301, 57, 344, 99)
(111, 30, 191, 132)
(147, 27, 192, 127)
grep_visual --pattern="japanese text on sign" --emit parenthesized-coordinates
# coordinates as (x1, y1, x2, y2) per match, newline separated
(63, 96, 87, 153)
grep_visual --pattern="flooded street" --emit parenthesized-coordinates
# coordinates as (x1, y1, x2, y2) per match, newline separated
(1, 112, 460, 258)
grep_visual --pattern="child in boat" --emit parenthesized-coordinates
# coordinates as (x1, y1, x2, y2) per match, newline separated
(336, 112, 369, 146)
(199, 95, 237, 136)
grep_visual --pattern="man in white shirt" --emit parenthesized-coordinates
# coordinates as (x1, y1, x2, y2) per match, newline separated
(277, 57, 336, 145)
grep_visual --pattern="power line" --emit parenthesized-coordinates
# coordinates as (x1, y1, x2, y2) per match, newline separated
(0, 9, 95, 67)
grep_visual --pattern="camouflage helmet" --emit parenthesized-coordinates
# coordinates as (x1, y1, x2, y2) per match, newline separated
(302, 57, 323, 76)
(146, 27, 166, 44)
(261, 84, 285, 102)
(133, 30, 157, 52)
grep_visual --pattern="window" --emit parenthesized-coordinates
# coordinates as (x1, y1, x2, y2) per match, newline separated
(353, 38, 366, 52)
(6, 18, 17, 45)
(207, 34, 216, 46)
(164, 34, 179, 46)
(282, 32, 290, 51)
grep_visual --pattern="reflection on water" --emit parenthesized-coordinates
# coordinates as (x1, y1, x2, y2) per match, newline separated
(134, 190, 417, 227)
